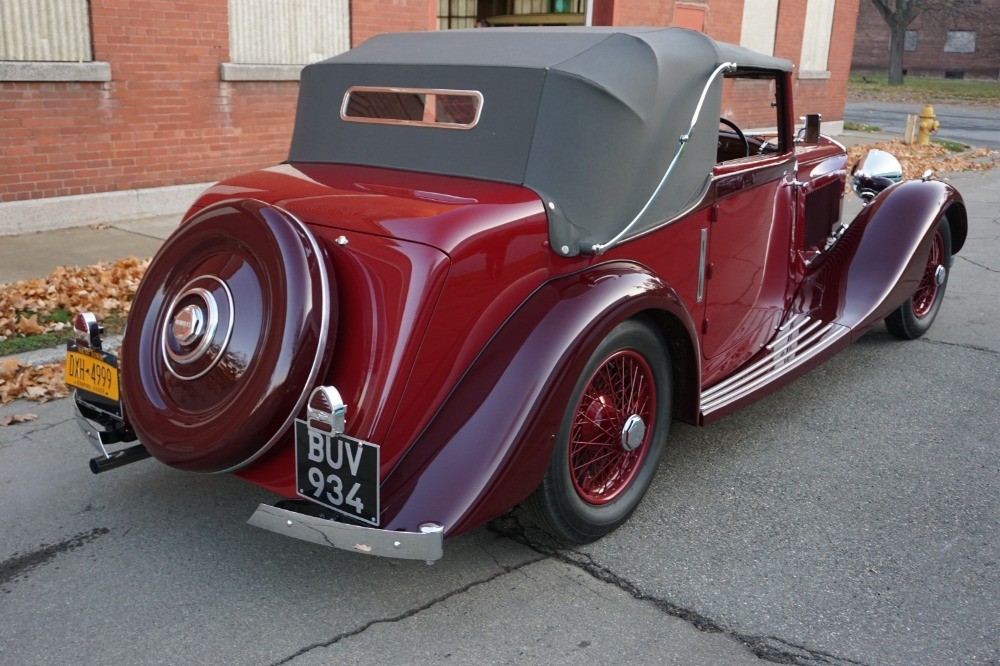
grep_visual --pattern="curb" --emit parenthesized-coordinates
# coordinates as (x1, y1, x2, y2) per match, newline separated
(1, 334, 123, 369)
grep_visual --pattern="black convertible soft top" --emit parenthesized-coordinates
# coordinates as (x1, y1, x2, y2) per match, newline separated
(289, 27, 793, 255)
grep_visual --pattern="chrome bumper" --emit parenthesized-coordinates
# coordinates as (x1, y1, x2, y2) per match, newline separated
(247, 503, 444, 562)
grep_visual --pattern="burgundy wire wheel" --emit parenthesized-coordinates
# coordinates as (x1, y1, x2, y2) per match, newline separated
(912, 228, 945, 318)
(569, 350, 657, 505)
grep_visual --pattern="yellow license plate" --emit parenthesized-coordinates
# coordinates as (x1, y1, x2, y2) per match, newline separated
(65, 350, 120, 402)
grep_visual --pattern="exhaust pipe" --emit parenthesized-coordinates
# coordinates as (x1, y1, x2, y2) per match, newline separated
(90, 444, 152, 474)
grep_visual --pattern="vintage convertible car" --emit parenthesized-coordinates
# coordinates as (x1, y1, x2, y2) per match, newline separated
(66, 28, 965, 562)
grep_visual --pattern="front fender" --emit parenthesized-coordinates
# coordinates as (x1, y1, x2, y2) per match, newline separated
(378, 262, 698, 535)
(797, 179, 965, 335)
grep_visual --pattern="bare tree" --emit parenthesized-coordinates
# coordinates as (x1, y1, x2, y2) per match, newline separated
(868, 0, 965, 84)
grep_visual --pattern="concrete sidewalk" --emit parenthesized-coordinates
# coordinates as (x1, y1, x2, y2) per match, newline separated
(0, 213, 181, 284)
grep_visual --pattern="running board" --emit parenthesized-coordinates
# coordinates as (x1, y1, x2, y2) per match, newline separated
(700, 313, 850, 422)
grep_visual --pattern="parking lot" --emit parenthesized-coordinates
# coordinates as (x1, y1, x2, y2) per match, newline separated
(1, 168, 997, 665)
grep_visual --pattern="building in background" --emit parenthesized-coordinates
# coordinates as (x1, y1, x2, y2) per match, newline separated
(851, 0, 999, 80)
(1, 0, 859, 234)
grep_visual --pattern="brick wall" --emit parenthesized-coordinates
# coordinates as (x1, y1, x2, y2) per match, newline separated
(0, 0, 300, 203)
(351, 0, 435, 46)
(852, 0, 1000, 79)
(601, 0, 675, 26)
(1, 0, 435, 204)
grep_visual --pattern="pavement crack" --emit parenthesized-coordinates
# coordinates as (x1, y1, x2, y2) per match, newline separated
(23, 416, 75, 439)
(269, 554, 546, 665)
(956, 255, 1000, 273)
(0, 527, 110, 589)
(488, 513, 868, 666)
(919, 337, 1000, 356)
(110, 224, 169, 242)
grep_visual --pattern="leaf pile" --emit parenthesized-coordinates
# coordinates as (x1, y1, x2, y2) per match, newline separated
(0, 358, 67, 406)
(0, 257, 150, 343)
(847, 140, 995, 180)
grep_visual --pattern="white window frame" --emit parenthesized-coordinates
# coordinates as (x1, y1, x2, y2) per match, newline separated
(0, 0, 109, 82)
(740, 0, 779, 57)
(943, 30, 976, 53)
(222, 0, 350, 82)
(798, 0, 836, 79)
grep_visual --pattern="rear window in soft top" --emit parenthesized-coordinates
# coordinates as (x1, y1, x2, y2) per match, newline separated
(341, 87, 483, 129)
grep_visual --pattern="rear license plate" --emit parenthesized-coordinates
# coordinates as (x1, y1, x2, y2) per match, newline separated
(65, 348, 120, 402)
(295, 420, 380, 526)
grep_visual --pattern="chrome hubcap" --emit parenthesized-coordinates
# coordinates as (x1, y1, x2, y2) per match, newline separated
(934, 264, 946, 286)
(172, 304, 205, 346)
(161, 275, 234, 380)
(621, 414, 646, 452)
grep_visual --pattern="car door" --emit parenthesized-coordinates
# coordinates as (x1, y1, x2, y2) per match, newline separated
(700, 73, 795, 370)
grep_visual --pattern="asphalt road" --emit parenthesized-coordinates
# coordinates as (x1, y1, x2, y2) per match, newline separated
(845, 101, 1000, 149)
(2, 169, 998, 664)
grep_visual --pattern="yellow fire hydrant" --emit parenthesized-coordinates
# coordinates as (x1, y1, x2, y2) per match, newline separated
(916, 104, 940, 145)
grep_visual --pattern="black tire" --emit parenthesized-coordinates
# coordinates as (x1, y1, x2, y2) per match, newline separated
(885, 219, 952, 340)
(526, 319, 672, 544)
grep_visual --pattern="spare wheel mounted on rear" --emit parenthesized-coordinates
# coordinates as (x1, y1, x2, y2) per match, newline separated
(121, 199, 335, 473)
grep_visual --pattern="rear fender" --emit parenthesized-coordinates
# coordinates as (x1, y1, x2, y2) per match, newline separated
(378, 262, 699, 535)
(795, 180, 965, 335)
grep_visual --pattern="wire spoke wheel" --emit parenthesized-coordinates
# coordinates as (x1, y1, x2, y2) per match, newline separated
(885, 219, 952, 340)
(526, 319, 671, 544)
(569, 350, 655, 505)
(912, 228, 945, 319)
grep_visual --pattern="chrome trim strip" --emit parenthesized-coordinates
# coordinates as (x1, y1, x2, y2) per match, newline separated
(702, 321, 830, 405)
(247, 504, 444, 562)
(340, 86, 484, 130)
(696, 228, 708, 303)
(701, 324, 849, 414)
(702, 327, 847, 413)
(216, 204, 332, 474)
(765, 317, 823, 351)
(776, 311, 806, 333)
(701, 316, 813, 400)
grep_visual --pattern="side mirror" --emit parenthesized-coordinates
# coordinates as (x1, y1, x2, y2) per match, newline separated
(851, 149, 903, 204)
(803, 113, 822, 143)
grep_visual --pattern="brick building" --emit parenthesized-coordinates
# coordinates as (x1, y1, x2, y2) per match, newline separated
(851, 0, 1000, 80)
(1, 0, 859, 235)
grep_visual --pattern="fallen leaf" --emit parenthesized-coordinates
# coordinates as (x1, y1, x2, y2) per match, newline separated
(14, 314, 45, 335)
(0, 358, 22, 376)
(847, 140, 995, 180)
(0, 413, 38, 426)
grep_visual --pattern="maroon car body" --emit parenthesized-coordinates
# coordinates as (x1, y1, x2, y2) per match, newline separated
(68, 28, 965, 561)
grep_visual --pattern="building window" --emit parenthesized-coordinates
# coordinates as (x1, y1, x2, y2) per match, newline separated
(0, 0, 92, 62)
(438, 0, 478, 29)
(0, 0, 110, 82)
(739, 0, 779, 56)
(944, 30, 976, 53)
(799, 0, 835, 75)
(223, 0, 350, 80)
(905, 30, 918, 52)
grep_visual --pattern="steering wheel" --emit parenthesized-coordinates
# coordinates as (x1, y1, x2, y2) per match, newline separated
(719, 117, 749, 158)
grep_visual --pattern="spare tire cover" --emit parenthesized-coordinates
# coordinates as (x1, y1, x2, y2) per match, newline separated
(121, 199, 335, 473)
